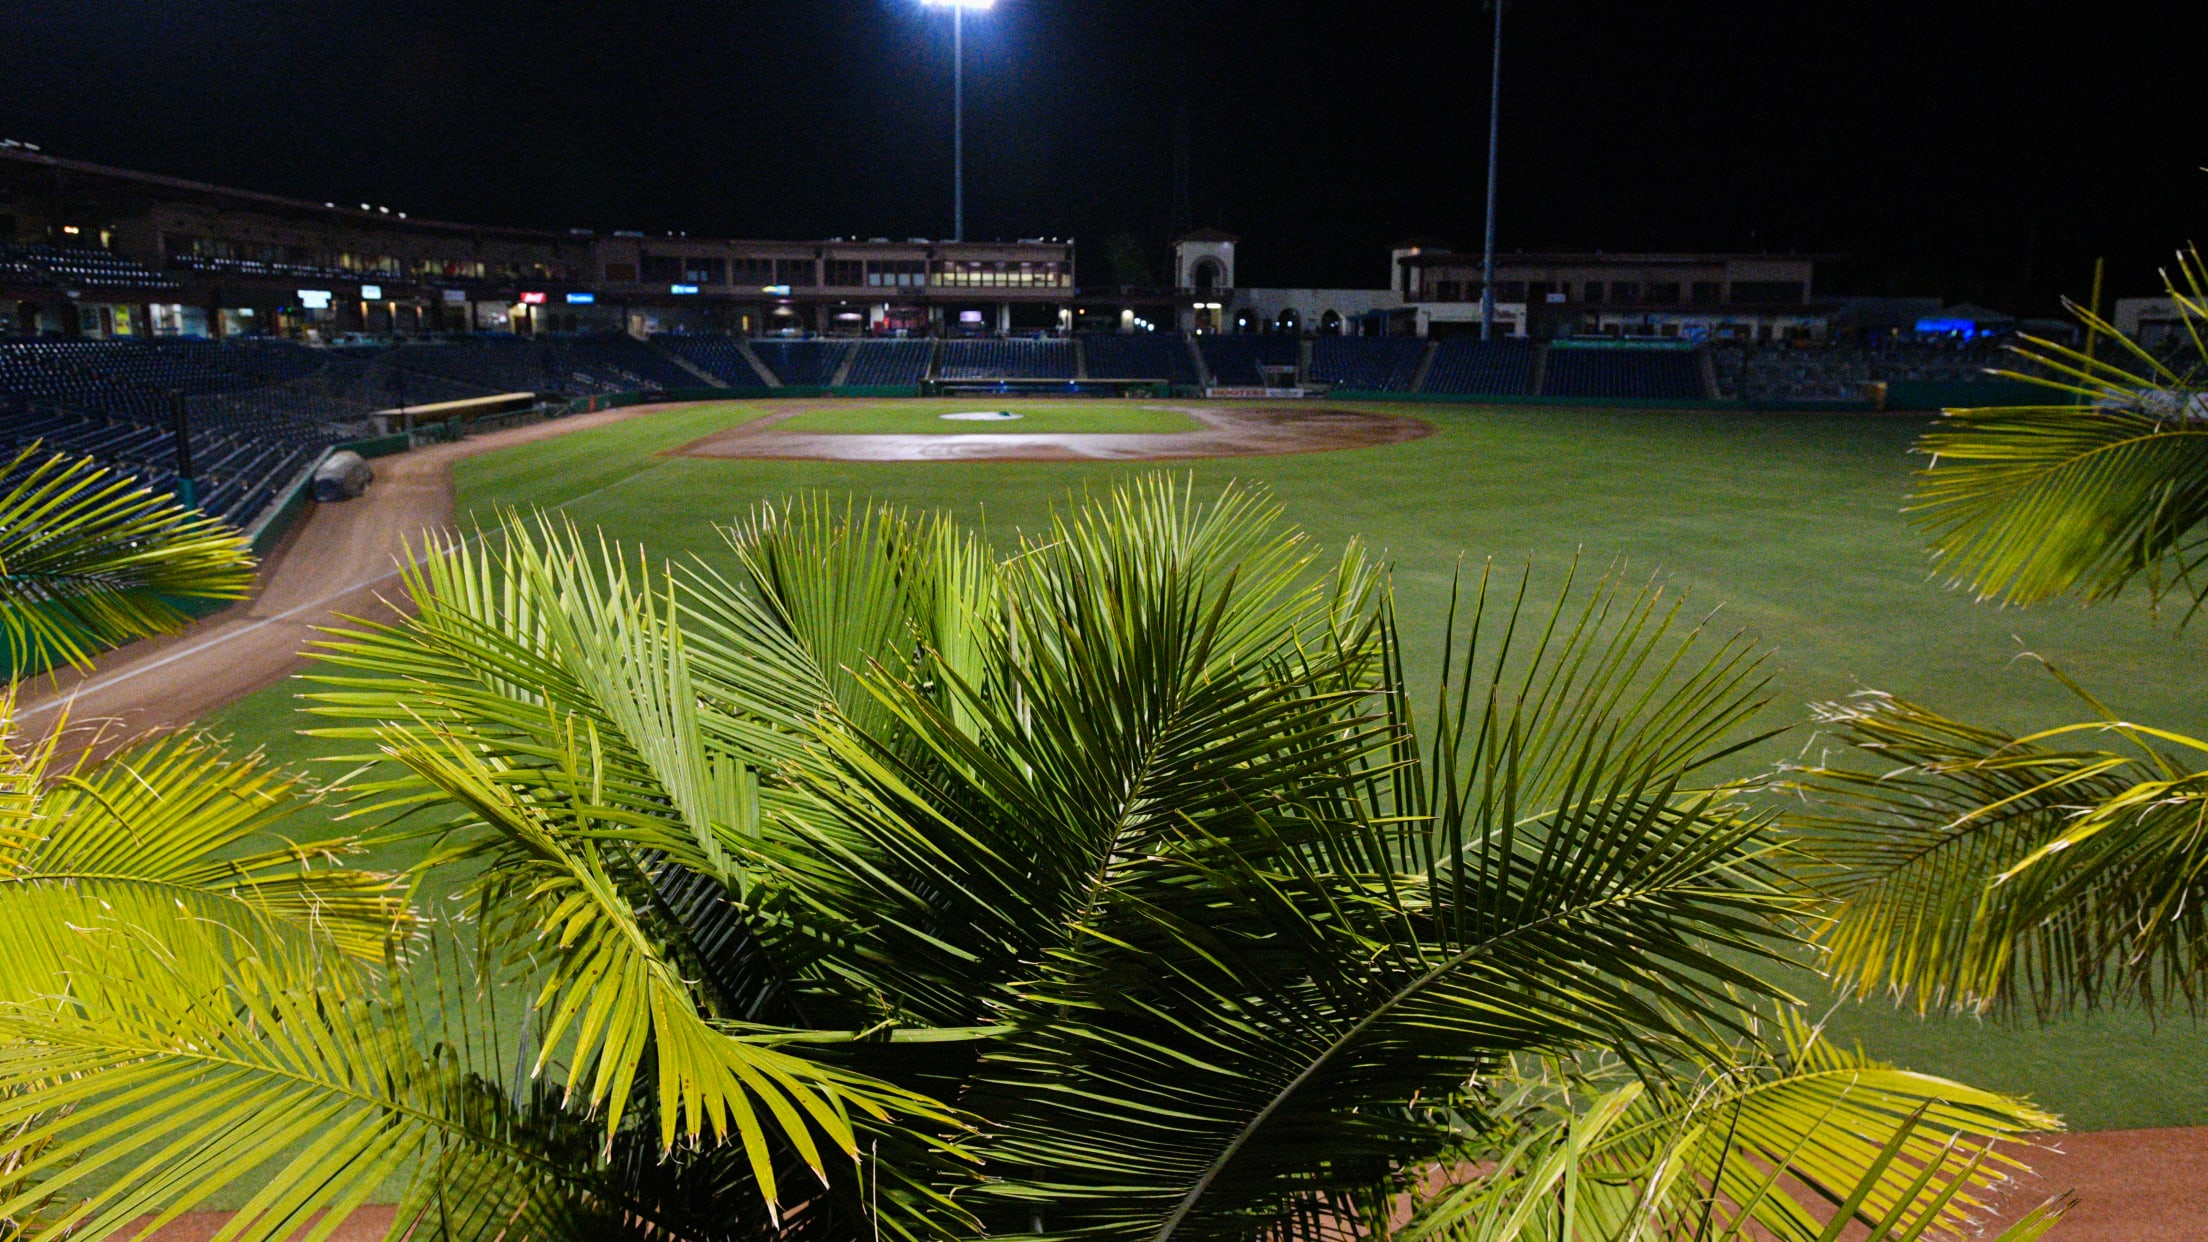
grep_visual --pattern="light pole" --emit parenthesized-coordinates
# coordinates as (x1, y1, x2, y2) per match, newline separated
(1480, 0, 1505, 341)
(923, 0, 993, 243)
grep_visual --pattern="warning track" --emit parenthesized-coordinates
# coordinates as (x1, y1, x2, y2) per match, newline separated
(18, 402, 683, 754)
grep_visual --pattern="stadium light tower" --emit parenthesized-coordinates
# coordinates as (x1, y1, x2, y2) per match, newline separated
(923, 0, 993, 243)
(1480, 0, 1505, 340)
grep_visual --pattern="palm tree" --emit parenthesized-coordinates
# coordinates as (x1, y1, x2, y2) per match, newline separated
(0, 472, 2059, 1239)
(0, 443, 258, 675)
(1789, 249, 2208, 1017)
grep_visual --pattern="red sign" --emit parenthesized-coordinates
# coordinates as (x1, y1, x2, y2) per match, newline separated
(519, 291, 548, 305)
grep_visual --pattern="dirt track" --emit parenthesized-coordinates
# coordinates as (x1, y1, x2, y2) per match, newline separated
(16, 402, 679, 754)
(676, 402, 1435, 461)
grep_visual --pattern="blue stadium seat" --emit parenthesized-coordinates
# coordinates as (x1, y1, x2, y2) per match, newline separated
(1541, 346, 1704, 400)
(1310, 337, 1424, 392)
(1417, 339, 1537, 396)
(1079, 334, 1198, 385)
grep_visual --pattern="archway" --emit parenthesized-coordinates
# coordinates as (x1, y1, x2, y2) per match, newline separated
(1319, 309, 1343, 335)
(1191, 257, 1225, 295)
(1276, 308, 1302, 334)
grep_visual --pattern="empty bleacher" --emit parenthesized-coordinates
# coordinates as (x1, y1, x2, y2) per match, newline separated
(1541, 346, 1705, 401)
(1311, 337, 1425, 392)
(1708, 342, 2007, 403)
(0, 245, 179, 291)
(1197, 335, 1299, 386)
(1080, 333, 1199, 386)
(749, 340, 852, 387)
(936, 338, 1075, 380)
(0, 333, 693, 532)
(842, 340, 933, 387)
(656, 335, 765, 386)
(1417, 339, 1537, 396)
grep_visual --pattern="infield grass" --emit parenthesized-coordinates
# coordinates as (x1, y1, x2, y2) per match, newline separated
(197, 397, 2208, 1133)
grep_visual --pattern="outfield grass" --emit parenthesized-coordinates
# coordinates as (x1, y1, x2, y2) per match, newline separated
(199, 398, 2208, 1132)
(767, 397, 1201, 436)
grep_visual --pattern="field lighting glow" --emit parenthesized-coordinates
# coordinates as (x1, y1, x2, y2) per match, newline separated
(921, 0, 994, 8)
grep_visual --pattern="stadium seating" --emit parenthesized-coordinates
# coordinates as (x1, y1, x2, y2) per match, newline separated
(1541, 346, 1705, 400)
(1708, 342, 2006, 403)
(0, 245, 179, 291)
(1079, 333, 1199, 385)
(842, 340, 933, 386)
(1417, 339, 1536, 396)
(1196, 335, 1298, 386)
(1310, 337, 1425, 392)
(0, 333, 705, 531)
(936, 339, 1075, 380)
(749, 340, 852, 387)
(656, 335, 767, 386)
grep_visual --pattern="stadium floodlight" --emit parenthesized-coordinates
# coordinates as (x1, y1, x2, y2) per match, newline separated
(920, 0, 994, 241)
(1479, 0, 1506, 340)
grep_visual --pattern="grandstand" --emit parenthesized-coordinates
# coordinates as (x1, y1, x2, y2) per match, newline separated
(937, 339, 1075, 381)
(1081, 333, 1200, 386)
(0, 333, 729, 531)
(656, 335, 767, 387)
(1541, 345, 1707, 401)
(0, 244, 179, 292)
(1311, 336, 1425, 392)
(843, 340, 934, 387)
(1198, 335, 1300, 386)
(1709, 341, 2006, 403)
(750, 340, 852, 387)
(1419, 339, 1537, 396)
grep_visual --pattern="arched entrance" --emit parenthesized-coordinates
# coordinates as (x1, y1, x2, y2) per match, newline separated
(1319, 309, 1343, 335)
(1276, 308, 1302, 334)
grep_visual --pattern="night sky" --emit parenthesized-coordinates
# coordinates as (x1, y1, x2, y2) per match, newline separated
(3, 1, 2203, 312)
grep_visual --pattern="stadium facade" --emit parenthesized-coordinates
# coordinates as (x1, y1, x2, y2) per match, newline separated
(9, 148, 1872, 348)
(0, 148, 1073, 341)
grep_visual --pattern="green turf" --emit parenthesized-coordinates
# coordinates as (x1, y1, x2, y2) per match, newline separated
(193, 397, 2208, 1133)
(768, 397, 1201, 436)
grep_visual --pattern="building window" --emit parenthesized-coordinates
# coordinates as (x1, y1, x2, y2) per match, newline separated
(1691, 281, 1721, 306)
(603, 262, 638, 283)
(1583, 281, 1605, 304)
(1647, 282, 1680, 305)
(1612, 282, 1640, 304)
(1730, 280, 1806, 304)
(682, 258, 726, 285)
(867, 259, 928, 288)
(640, 254, 684, 283)
(1497, 281, 1528, 302)
(826, 260, 866, 287)
(1435, 280, 1461, 302)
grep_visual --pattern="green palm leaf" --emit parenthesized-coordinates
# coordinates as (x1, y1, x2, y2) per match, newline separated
(1787, 690, 2208, 1015)
(303, 513, 966, 1215)
(1909, 248, 2208, 615)
(0, 730, 411, 960)
(965, 552, 1802, 1241)
(0, 444, 256, 673)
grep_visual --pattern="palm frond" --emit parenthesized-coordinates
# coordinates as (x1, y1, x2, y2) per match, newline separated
(1909, 249, 2208, 615)
(1405, 1039, 2068, 1242)
(965, 554, 1802, 1241)
(0, 729, 411, 960)
(0, 898, 511, 1242)
(1786, 690, 2208, 1015)
(303, 513, 965, 1213)
(0, 443, 256, 673)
